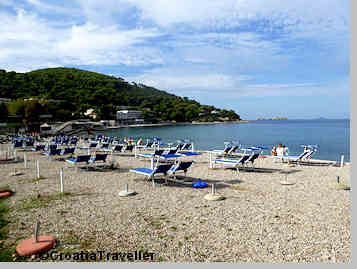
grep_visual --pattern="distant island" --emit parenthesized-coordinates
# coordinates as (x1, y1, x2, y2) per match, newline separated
(256, 117, 288, 120)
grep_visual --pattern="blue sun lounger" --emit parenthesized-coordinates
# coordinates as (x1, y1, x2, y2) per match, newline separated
(13, 140, 23, 149)
(211, 154, 250, 173)
(60, 147, 75, 156)
(80, 142, 98, 150)
(104, 145, 123, 153)
(181, 143, 192, 150)
(245, 153, 260, 167)
(208, 144, 237, 156)
(280, 150, 316, 164)
(136, 150, 164, 158)
(124, 144, 134, 152)
(273, 151, 310, 163)
(130, 163, 174, 181)
(178, 152, 201, 157)
(42, 148, 62, 156)
(89, 153, 108, 163)
(65, 155, 91, 169)
(159, 153, 182, 160)
(97, 143, 109, 150)
(32, 145, 46, 151)
(168, 161, 193, 179)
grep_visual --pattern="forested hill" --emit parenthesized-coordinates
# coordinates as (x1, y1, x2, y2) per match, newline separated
(0, 67, 240, 123)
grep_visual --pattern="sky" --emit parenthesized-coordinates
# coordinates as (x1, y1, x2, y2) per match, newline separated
(0, 0, 350, 119)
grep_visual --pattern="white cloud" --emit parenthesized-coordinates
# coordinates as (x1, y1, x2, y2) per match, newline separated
(126, 68, 252, 93)
(0, 9, 164, 71)
(55, 23, 163, 66)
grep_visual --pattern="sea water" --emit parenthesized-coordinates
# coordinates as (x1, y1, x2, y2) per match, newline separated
(103, 119, 350, 162)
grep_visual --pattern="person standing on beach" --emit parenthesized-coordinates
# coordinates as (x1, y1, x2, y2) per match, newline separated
(271, 147, 277, 156)
(276, 144, 284, 156)
(283, 145, 288, 155)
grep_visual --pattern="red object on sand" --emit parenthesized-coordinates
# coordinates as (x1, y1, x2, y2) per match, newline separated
(258, 155, 267, 159)
(16, 235, 56, 256)
(0, 190, 11, 197)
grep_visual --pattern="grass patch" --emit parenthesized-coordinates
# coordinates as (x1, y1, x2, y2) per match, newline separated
(18, 176, 46, 184)
(80, 239, 93, 250)
(231, 185, 249, 191)
(19, 192, 70, 211)
(156, 257, 167, 262)
(56, 210, 69, 215)
(60, 232, 81, 246)
(158, 233, 168, 239)
(149, 220, 161, 229)
(29, 176, 46, 183)
(0, 188, 27, 262)
(0, 199, 10, 240)
(169, 226, 177, 231)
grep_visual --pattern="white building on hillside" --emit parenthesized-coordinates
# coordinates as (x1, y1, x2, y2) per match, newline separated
(116, 110, 144, 125)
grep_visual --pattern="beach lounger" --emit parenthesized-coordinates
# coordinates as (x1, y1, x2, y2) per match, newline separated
(104, 145, 123, 153)
(88, 154, 108, 168)
(24, 141, 34, 148)
(45, 144, 57, 151)
(226, 145, 239, 155)
(130, 163, 174, 181)
(209, 146, 232, 156)
(70, 140, 78, 146)
(274, 151, 309, 163)
(65, 155, 91, 169)
(136, 150, 164, 158)
(124, 144, 134, 152)
(178, 152, 201, 157)
(285, 149, 317, 164)
(60, 147, 75, 156)
(42, 148, 62, 157)
(89, 153, 107, 163)
(168, 161, 193, 180)
(32, 145, 46, 151)
(80, 142, 98, 150)
(166, 147, 179, 155)
(181, 143, 192, 151)
(211, 155, 250, 173)
(136, 141, 154, 151)
(13, 140, 23, 149)
(159, 153, 182, 161)
(244, 153, 260, 168)
(97, 143, 109, 150)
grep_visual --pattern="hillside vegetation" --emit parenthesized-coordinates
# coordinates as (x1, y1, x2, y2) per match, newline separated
(0, 67, 240, 123)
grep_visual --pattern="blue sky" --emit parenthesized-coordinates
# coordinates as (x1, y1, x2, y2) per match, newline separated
(0, 0, 349, 119)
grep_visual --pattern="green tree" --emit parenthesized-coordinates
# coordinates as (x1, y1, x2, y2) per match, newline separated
(7, 99, 25, 117)
(23, 100, 45, 125)
(0, 103, 8, 119)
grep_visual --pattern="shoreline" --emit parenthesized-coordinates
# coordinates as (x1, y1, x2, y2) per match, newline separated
(107, 120, 249, 129)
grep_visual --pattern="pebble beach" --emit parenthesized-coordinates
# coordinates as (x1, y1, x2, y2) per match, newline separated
(0, 143, 351, 262)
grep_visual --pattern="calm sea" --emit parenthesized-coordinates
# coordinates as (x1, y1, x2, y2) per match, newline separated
(103, 119, 350, 162)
